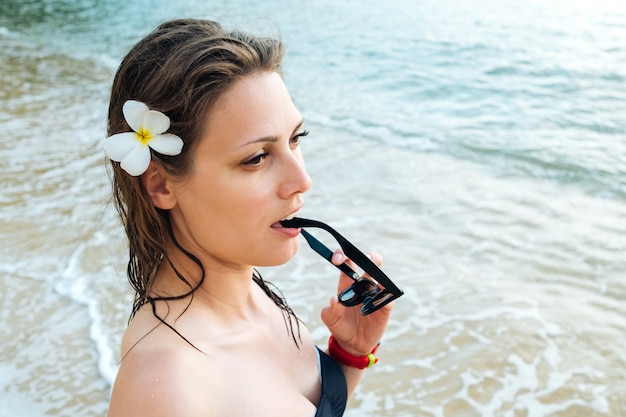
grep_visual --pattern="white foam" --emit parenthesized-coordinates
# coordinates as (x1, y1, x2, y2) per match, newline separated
(0, 363, 50, 417)
(53, 241, 120, 389)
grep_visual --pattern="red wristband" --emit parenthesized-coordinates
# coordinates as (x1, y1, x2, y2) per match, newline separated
(328, 335, 380, 369)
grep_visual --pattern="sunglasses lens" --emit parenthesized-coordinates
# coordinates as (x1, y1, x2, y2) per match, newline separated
(360, 291, 396, 315)
(338, 279, 379, 306)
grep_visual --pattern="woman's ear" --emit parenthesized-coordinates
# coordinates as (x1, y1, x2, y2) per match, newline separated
(142, 161, 176, 210)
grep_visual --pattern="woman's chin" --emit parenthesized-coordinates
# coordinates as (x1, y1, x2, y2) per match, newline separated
(257, 242, 300, 267)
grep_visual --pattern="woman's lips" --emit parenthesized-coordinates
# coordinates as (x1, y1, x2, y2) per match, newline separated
(271, 221, 300, 237)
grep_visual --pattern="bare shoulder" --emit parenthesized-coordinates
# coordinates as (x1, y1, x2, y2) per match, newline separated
(106, 293, 322, 417)
(107, 313, 222, 417)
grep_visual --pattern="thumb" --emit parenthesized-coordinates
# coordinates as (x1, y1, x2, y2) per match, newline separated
(321, 295, 342, 329)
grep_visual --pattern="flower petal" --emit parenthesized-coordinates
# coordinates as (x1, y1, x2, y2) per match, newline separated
(103, 132, 137, 161)
(120, 143, 151, 176)
(143, 110, 171, 135)
(123, 100, 149, 132)
(149, 133, 184, 156)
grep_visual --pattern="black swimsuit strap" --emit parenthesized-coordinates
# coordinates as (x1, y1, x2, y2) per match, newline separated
(315, 347, 348, 417)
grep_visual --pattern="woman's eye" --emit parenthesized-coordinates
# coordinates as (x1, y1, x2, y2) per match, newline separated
(243, 130, 309, 167)
(291, 130, 309, 146)
(243, 153, 268, 166)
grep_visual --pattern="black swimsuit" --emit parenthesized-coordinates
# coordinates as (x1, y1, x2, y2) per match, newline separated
(314, 347, 348, 417)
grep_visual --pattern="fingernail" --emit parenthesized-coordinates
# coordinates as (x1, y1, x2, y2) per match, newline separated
(365, 253, 373, 259)
(332, 253, 343, 263)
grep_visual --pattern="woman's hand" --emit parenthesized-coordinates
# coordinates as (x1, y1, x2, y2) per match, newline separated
(320, 250, 393, 356)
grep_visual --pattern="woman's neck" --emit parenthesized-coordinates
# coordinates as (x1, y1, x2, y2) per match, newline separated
(151, 241, 260, 320)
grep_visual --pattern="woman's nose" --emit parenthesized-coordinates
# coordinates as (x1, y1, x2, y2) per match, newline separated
(279, 152, 312, 198)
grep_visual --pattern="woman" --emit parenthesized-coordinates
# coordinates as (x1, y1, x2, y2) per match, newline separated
(104, 18, 393, 417)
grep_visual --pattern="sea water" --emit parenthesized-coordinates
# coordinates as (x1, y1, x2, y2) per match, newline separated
(1, 0, 625, 415)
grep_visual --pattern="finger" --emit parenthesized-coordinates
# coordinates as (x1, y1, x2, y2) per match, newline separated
(365, 251, 383, 267)
(360, 251, 385, 290)
(333, 250, 383, 268)
(331, 250, 358, 291)
(331, 250, 347, 266)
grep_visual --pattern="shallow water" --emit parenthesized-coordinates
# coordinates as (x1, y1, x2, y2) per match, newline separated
(1, 0, 626, 415)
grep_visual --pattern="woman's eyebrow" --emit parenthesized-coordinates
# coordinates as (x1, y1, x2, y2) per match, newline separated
(240, 118, 305, 147)
(291, 118, 305, 135)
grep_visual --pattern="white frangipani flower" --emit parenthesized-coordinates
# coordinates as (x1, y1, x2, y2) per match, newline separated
(104, 100, 183, 176)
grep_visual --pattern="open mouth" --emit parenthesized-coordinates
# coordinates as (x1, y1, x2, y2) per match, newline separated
(271, 212, 299, 230)
(281, 212, 297, 222)
(279, 217, 300, 228)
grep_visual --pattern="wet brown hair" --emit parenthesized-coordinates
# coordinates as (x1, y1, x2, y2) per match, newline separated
(107, 18, 300, 343)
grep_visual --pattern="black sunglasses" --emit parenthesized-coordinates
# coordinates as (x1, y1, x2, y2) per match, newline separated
(280, 217, 403, 315)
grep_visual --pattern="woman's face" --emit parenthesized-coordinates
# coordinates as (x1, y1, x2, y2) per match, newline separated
(167, 72, 312, 270)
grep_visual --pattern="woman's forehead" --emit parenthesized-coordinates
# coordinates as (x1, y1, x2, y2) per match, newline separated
(202, 72, 302, 147)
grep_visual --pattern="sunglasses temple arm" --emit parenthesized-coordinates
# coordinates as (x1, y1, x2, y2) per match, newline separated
(333, 235, 404, 296)
(285, 218, 403, 296)
(300, 230, 360, 281)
